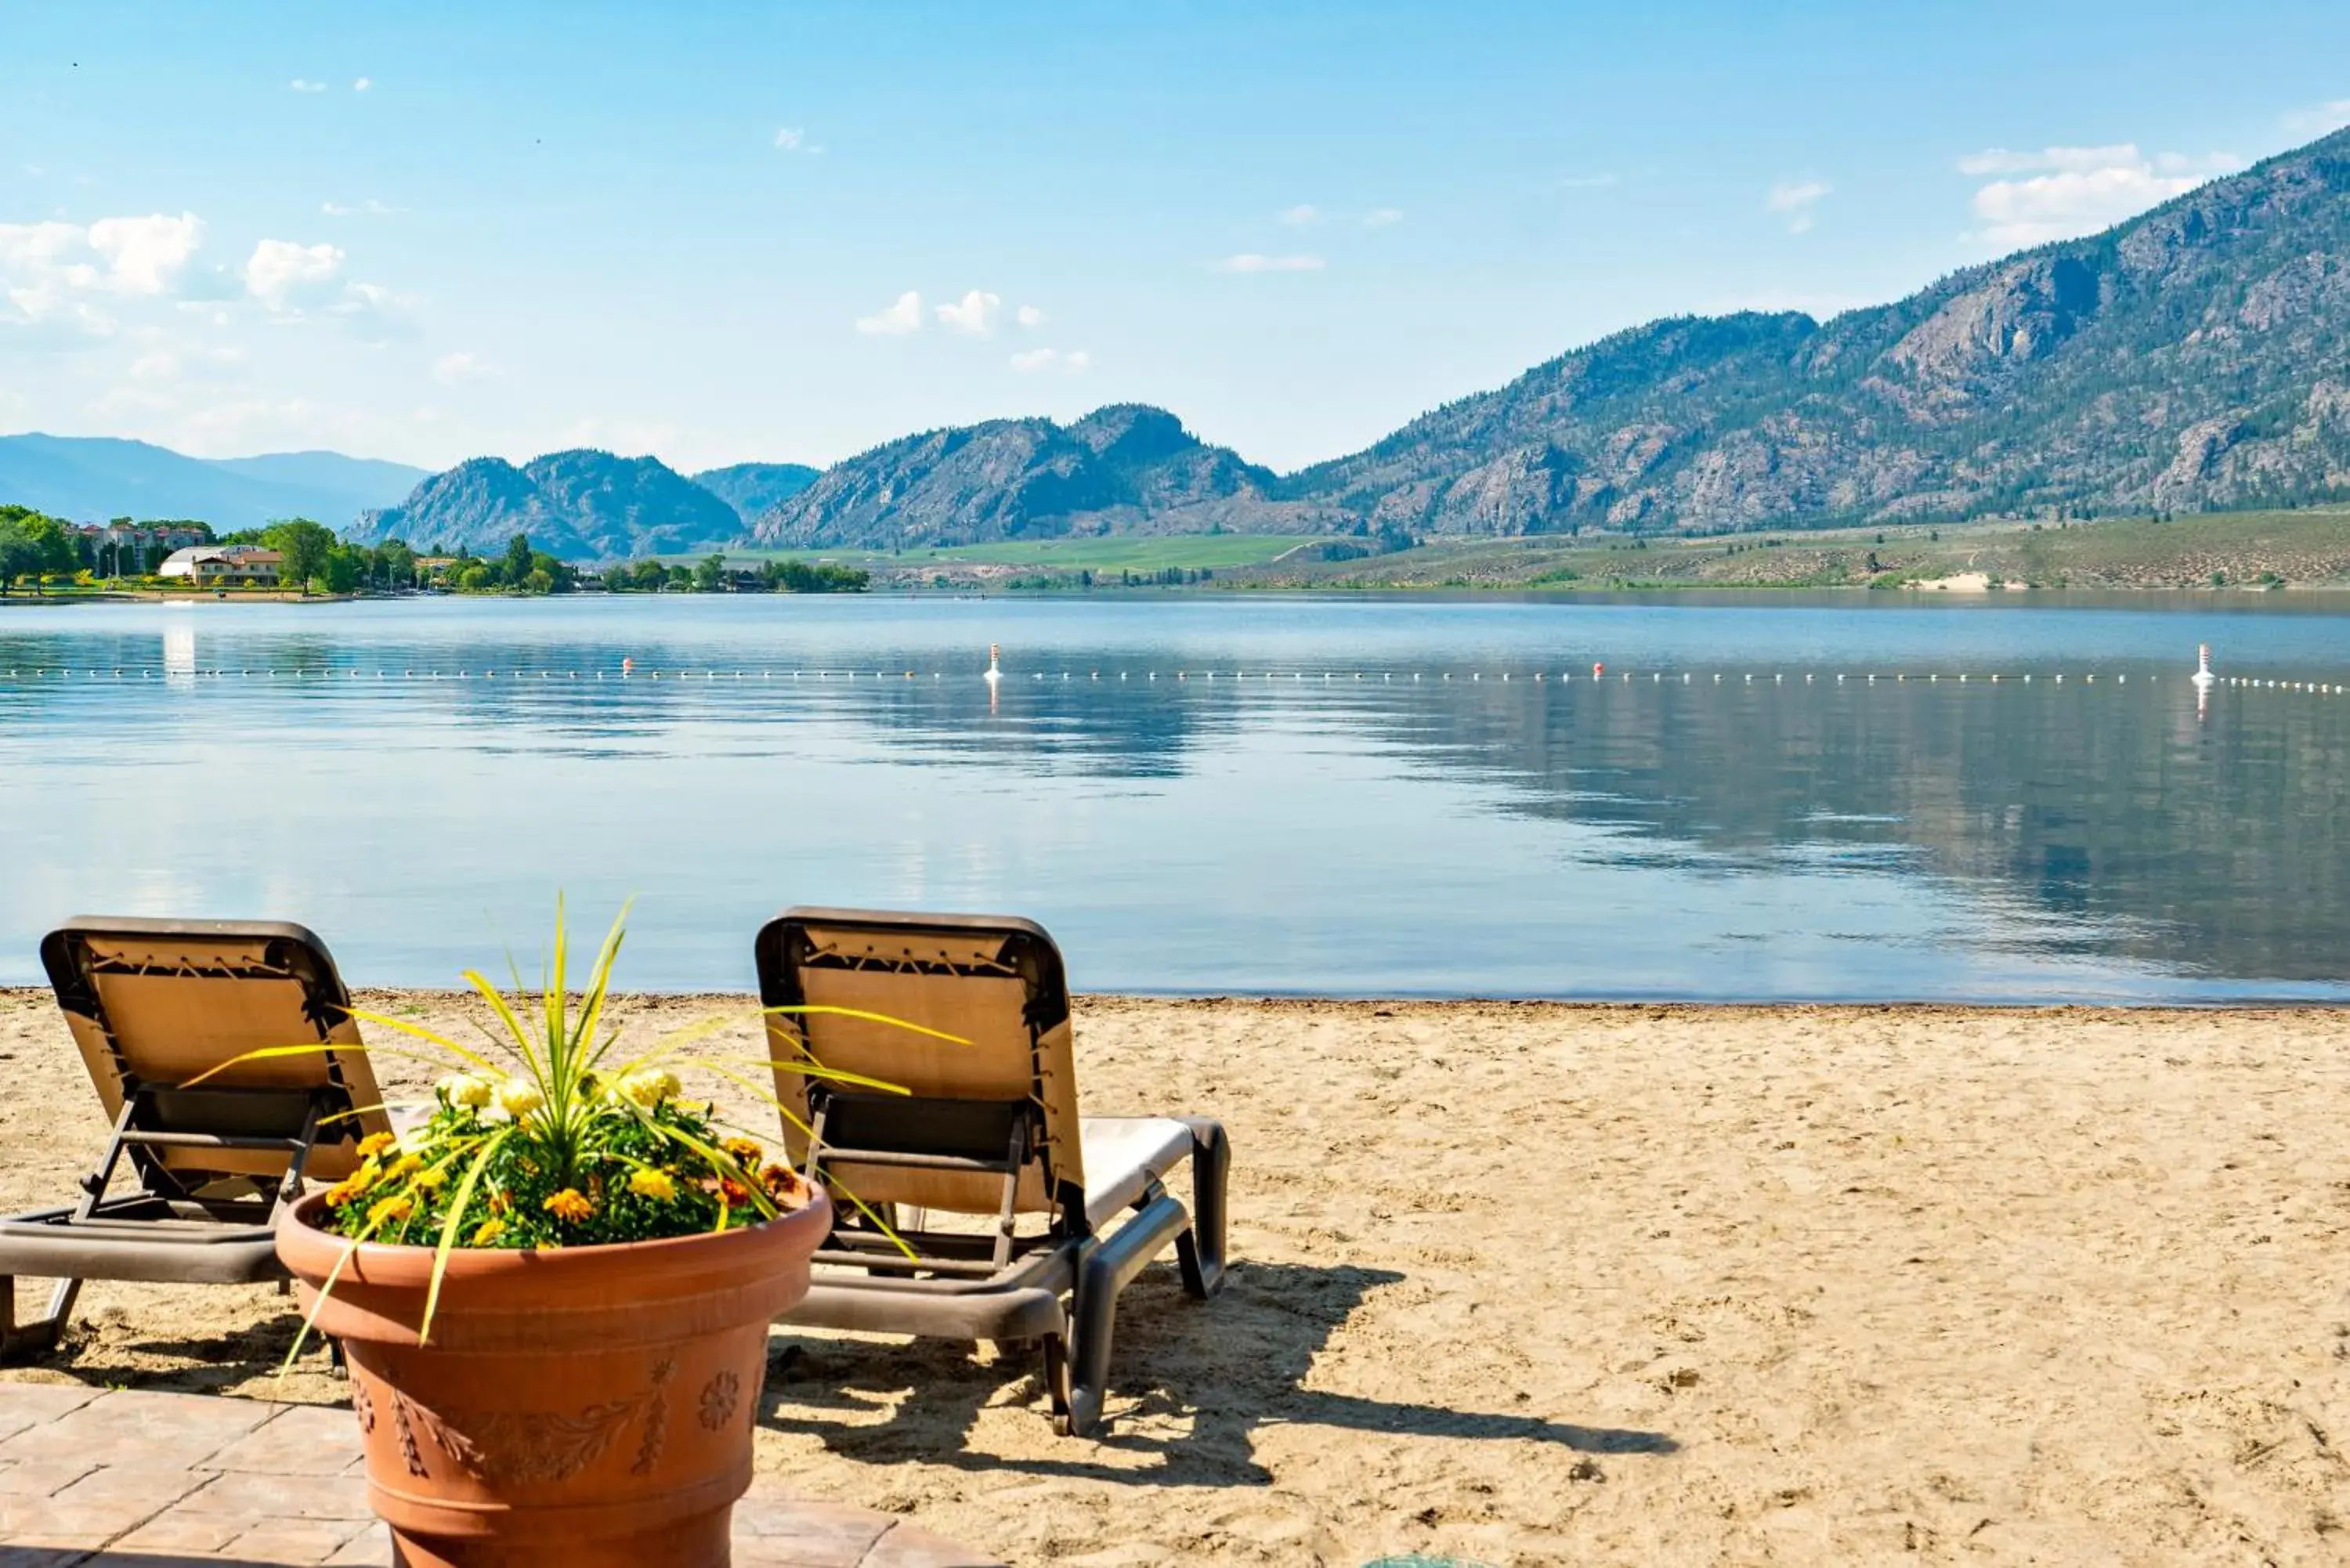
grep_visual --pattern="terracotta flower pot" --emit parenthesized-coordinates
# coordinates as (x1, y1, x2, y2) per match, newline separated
(277, 1189, 830, 1568)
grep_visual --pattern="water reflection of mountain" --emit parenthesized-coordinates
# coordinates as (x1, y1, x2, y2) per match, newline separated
(1380, 681, 2350, 985)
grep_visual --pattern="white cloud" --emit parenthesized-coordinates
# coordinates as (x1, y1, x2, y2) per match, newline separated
(0, 212, 206, 338)
(86, 213, 205, 294)
(773, 126, 823, 154)
(2283, 99, 2350, 139)
(289, 79, 327, 94)
(1958, 143, 2241, 247)
(244, 239, 345, 311)
(1363, 207, 1405, 228)
(855, 290, 923, 335)
(321, 199, 400, 218)
(1009, 347, 1091, 374)
(1278, 204, 1321, 226)
(1213, 253, 1325, 273)
(1767, 180, 1831, 234)
(935, 288, 1002, 335)
(1014, 303, 1045, 328)
(352, 77, 371, 92)
(432, 351, 495, 385)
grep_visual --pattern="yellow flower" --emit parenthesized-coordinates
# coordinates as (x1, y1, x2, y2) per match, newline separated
(721, 1136, 763, 1167)
(627, 1168, 677, 1202)
(367, 1194, 414, 1230)
(438, 1073, 494, 1109)
(470, 1216, 506, 1245)
(620, 1068, 682, 1107)
(356, 1131, 397, 1159)
(496, 1078, 546, 1119)
(324, 1176, 365, 1208)
(413, 1165, 449, 1192)
(544, 1188, 595, 1224)
(385, 1154, 425, 1183)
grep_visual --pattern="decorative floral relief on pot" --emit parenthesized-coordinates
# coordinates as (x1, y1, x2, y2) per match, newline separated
(385, 1359, 683, 1485)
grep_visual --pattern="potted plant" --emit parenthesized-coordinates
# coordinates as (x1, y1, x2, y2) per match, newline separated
(257, 905, 942, 1568)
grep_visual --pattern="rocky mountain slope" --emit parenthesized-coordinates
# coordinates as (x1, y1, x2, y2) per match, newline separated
(352, 449, 742, 559)
(749, 404, 1329, 548)
(1285, 126, 2350, 533)
(690, 462, 819, 523)
(757, 125, 2350, 544)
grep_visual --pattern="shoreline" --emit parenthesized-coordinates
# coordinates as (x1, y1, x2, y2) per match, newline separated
(3, 990, 2345, 1563)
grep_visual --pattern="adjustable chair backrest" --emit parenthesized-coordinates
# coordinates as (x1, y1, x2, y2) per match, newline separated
(754, 909, 1087, 1230)
(39, 918, 389, 1186)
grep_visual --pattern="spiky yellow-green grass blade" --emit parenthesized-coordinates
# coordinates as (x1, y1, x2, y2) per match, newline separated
(417, 1127, 513, 1346)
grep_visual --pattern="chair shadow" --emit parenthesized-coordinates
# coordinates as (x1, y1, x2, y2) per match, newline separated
(20, 1310, 340, 1396)
(755, 1260, 1676, 1485)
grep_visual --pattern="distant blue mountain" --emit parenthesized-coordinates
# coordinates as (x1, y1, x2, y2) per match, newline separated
(690, 461, 819, 522)
(0, 433, 430, 531)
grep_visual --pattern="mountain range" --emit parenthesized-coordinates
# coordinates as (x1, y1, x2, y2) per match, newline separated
(11, 124, 2350, 558)
(349, 450, 747, 560)
(750, 404, 1329, 548)
(761, 124, 2350, 545)
(0, 435, 428, 533)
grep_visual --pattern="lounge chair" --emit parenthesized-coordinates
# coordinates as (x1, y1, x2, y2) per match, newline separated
(0, 918, 390, 1358)
(754, 907, 1228, 1436)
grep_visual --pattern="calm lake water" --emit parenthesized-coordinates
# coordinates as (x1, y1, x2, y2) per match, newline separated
(2, 594, 2346, 1001)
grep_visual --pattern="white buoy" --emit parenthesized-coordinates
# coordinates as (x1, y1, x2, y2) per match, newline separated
(2193, 644, 2216, 691)
(984, 644, 1002, 685)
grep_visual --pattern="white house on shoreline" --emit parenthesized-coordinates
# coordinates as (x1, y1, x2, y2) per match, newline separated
(157, 544, 284, 587)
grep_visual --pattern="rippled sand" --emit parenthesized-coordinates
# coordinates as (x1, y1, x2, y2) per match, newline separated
(2, 990, 2345, 1565)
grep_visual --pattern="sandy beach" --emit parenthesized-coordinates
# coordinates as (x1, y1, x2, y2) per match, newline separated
(2, 988, 2345, 1565)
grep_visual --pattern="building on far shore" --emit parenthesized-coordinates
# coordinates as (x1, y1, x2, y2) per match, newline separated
(71, 521, 213, 574)
(157, 544, 284, 587)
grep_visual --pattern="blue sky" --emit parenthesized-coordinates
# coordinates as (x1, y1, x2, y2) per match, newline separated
(2, 2, 2346, 475)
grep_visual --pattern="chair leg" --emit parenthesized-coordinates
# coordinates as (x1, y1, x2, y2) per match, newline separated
(1061, 1192, 1190, 1436)
(1174, 1117, 1230, 1299)
(0, 1275, 78, 1363)
(1064, 1252, 1117, 1439)
(1040, 1333, 1073, 1433)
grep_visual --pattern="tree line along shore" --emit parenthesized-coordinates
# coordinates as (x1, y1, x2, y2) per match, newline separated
(0, 508, 867, 599)
(6, 500, 2348, 601)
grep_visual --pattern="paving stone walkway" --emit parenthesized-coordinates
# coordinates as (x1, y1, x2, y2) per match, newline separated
(0, 1385, 997, 1567)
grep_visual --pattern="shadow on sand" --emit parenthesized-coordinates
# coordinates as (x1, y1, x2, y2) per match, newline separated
(756, 1260, 1677, 1484)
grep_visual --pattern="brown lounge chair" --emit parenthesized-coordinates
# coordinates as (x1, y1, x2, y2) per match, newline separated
(0, 918, 390, 1359)
(755, 907, 1229, 1436)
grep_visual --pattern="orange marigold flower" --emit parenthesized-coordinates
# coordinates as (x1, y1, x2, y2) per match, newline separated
(356, 1131, 397, 1159)
(543, 1188, 595, 1224)
(324, 1177, 364, 1208)
(721, 1136, 764, 1166)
